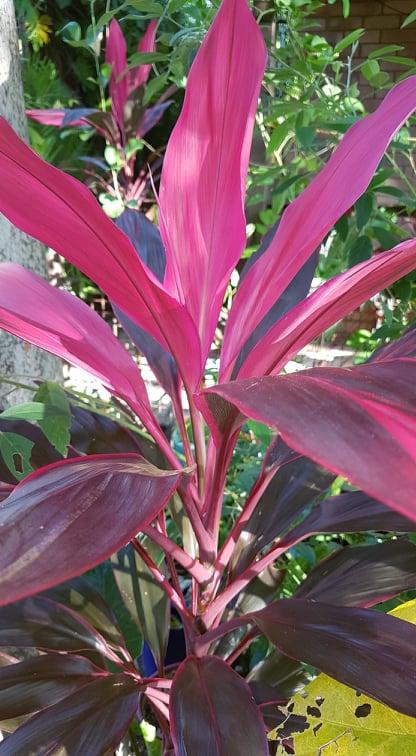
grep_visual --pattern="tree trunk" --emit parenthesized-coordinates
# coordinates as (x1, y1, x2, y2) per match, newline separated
(0, 0, 60, 407)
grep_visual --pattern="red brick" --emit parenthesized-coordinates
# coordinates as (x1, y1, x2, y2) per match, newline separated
(381, 28, 416, 42)
(362, 30, 382, 43)
(349, 1, 382, 12)
(364, 14, 401, 28)
(327, 16, 363, 29)
(382, 0, 416, 13)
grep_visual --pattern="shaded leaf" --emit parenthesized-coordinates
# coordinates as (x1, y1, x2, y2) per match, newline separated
(111, 542, 169, 671)
(0, 654, 105, 719)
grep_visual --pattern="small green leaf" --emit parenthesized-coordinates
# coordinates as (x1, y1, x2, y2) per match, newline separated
(401, 8, 416, 28)
(348, 235, 372, 266)
(129, 51, 168, 67)
(128, 0, 163, 12)
(295, 126, 314, 149)
(143, 73, 168, 105)
(59, 21, 81, 41)
(334, 29, 364, 54)
(361, 59, 380, 82)
(355, 193, 374, 230)
(368, 45, 404, 59)
(342, 0, 350, 18)
(0, 431, 34, 480)
(335, 213, 349, 242)
(34, 382, 71, 456)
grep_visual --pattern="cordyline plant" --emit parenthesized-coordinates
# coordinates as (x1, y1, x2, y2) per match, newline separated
(27, 19, 173, 212)
(1, 0, 416, 752)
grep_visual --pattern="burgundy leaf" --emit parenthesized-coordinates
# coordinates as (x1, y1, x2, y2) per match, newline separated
(289, 489, 416, 541)
(170, 655, 268, 755)
(159, 0, 266, 361)
(0, 654, 106, 718)
(0, 454, 183, 605)
(199, 358, 416, 521)
(0, 673, 139, 756)
(251, 598, 416, 716)
(0, 595, 114, 658)
(231, 456, 333, 575)
(0, 117, 202, 389)
(235, 239, 416, 378)
(222, 75, 416, 371)
(295, 539, 416, 607)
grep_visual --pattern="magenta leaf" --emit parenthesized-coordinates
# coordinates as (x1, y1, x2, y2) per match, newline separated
(234, 238, 416, 378)
(199, 358, 416, 520)
(26, 108, 98, 127)
(0, 654, 106, 719)
(106, 19, 129, 135)
(251, 598, 416, 716)
(0, 117, 202, 388)
(170, 655, 268, 755)
(159, 0, 266, 361)
(0, 673, 139, 755)
(0, 454, 183, 605)
(295, 540, 416, 607)
(222, 75, 416, 371)
(0, 263, 162, 435)
(129, 20, 157, 92)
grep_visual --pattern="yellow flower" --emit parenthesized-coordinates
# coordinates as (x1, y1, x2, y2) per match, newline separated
(27, 14, 53, 50)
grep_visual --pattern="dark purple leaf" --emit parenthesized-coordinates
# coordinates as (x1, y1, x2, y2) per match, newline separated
(247, 650, 307, 701)
(62, 108, 100, 126)
(199, 359, 416, 521)
(138, 101, 172, 137)
(0, 654, 105, 718)
(231, 456, 333, 576)
(295, 539, 416, 607)
(170, 655, 268, 755)
(289, 490, 416, 542)
(0, 673, 139, 756)
(0, 595, 114, 659)
(251, 598, 416, 716)
(114, 209, 180, 399)
(0, 454, 183, 605)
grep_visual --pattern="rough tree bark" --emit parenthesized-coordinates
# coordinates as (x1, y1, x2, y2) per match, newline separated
(0, 0, 60, 406)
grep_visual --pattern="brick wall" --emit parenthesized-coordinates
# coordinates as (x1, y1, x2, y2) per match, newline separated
(316, 0, 416, 110)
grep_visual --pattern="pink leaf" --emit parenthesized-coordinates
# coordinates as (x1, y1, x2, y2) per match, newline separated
(106, 19, 129, 134)
(26, 109, 92, 127)
(0, 263, 164, 440)
(0, 454, 184, 605)
(199, 358, 416, 521)
(222, 75, 416, 374)
(237, 239, 416, 378)
(0, 117, 201, 388)
(159, 0, 266, 360)
(129, 20, 157, 92)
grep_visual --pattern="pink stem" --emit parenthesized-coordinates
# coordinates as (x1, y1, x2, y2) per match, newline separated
(143, 525, 212, 583)
(202, 533, 304, 627)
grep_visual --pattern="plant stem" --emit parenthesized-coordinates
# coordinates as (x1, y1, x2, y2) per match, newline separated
(143, 525, 212, 583)
(202, 533, 304, 627)
(188, 395, 206, 499)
